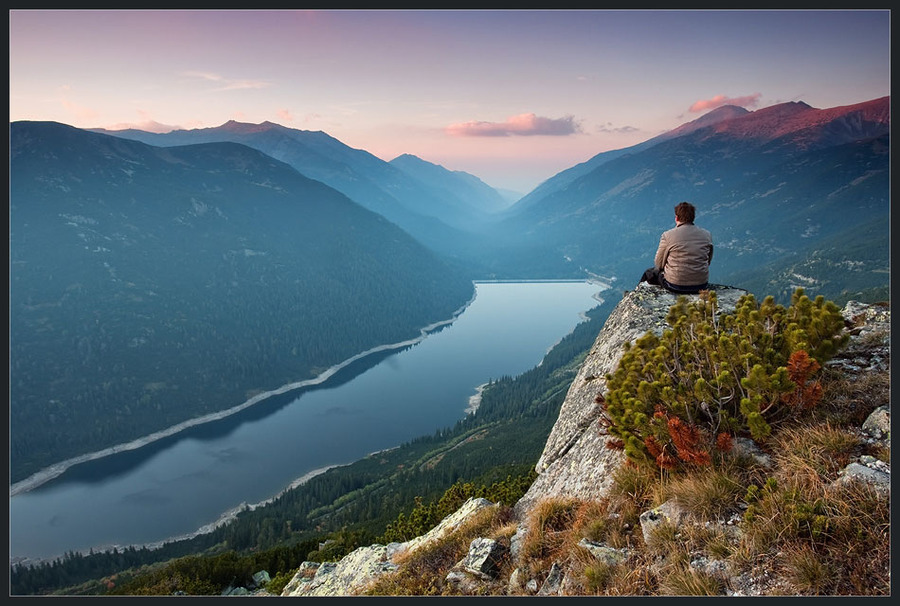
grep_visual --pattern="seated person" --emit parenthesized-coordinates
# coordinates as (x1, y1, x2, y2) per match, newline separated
(640, 201, 713, 294)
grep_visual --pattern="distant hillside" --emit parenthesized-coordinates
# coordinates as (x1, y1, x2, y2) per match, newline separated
(9, 121, 475, 483)
(511, 104, 751, 214)
(489, 97, 890, 301)
(93, 121, 501, 263)
(389, 153, 510, 216)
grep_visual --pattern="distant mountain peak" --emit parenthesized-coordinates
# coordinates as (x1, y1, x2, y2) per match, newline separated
(218, 119, 282, 134)
(661, 105, 751, 140)
(704, 97, 889, 145)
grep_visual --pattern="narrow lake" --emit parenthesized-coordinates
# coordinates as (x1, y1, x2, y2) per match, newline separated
(9, 281, 604, 562)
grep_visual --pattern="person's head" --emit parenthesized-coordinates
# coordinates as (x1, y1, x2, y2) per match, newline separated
(674, 201, 696, 224)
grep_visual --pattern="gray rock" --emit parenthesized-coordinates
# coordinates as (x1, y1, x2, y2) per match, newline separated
(251, 570, 270, 587)
(834, 459, 890, 497)
(862, 405, 891, 441)
(639, 499, 688, 545)
(279, 561, 320, 595)
(399, 497, 496, 556)
(282, 497, 496, 596)
(537, 561, 565, 596)
(509, 525, 527, 563)
(507, 567, 525, 593)
(730, 436, 773, 468)
(282, 546, 396, 596)
(577, 538, 629, 566)
(461, 537, 507, 580)
(444, 570, 482, 594)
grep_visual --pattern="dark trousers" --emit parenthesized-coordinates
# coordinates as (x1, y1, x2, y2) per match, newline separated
(640, 267, 707, 295)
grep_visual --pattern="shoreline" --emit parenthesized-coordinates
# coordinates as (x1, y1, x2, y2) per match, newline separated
(10, 289, 478, 498)
(10, 278, 613, 566)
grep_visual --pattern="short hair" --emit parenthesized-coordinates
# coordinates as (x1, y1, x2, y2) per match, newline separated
(674, 201, 696, 224)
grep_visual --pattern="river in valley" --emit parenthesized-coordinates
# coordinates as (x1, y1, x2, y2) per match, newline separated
(9, 280, 606, 563)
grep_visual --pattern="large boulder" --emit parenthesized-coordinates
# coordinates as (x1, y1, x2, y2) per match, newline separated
(514, 282, 748, 517)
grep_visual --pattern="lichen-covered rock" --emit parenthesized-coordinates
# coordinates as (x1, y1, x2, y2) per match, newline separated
(639, 499, 689, 545)
(279, 561, 320, 595)
(282, 497, 496, 596)
(862, 406, 891, 439)
(399, 497, 496, 555)
(730, 436, 774, 469)
(460, 537, 507, 580)
(577, 539, 629, 566)
(282, 544, 401, 596)
(833, 456, 891, 497)
(515, 283, 748, 517)
(827, 300, 890, 375)
(537, 561, 565, 596)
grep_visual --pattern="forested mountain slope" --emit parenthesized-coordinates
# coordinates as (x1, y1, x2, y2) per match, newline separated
(92, 121, 497, 263)
(9, 121, 475, 483)
(487, 97, 890, 300)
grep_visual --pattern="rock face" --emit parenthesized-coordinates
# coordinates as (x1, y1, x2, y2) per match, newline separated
(514, 282, 749, 516)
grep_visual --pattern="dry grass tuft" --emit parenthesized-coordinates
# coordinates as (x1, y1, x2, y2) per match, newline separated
(657, 566, 724, 596)
(667, 466, 747, 520)
(607, 461, 660, 510)
(780, 544, 831, 594)
(816, 367, 889, 426)
(519, 497, 580, 564)
(772, 422, 859, 491)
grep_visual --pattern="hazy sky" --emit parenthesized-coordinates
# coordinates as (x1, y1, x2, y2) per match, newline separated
(9, 9, 891, 193)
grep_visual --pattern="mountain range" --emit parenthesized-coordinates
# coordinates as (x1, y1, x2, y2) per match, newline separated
(9, 121, 475, 482)
(91, 120, 509, 263)
(489, 96, 890, 299)
(8, 95, 890, 481)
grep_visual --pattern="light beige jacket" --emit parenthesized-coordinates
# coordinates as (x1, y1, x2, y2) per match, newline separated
(654, 223, 713, 287)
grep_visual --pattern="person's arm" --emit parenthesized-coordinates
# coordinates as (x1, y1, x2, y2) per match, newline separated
(654, 234, 669, 271)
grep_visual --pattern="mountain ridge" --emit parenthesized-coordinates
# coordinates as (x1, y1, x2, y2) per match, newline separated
(9, 120, 476, 483)
(90, 119, 498, 258)
(489, 96, 889, 297)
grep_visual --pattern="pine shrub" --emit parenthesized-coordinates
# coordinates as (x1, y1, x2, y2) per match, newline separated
(600, 288, 848, 471)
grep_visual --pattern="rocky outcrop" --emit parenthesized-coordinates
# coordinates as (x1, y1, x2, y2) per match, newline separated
(514, 282, 749, 516)
(281, 497, 497, 596)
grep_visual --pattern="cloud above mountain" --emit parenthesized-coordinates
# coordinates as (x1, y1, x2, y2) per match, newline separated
(596, 122, 640, 135)
(445, 113, 581, 137)
(689, 93, 762, 113)
(105, 120, 180, 133)
(182, 71, 271, 91)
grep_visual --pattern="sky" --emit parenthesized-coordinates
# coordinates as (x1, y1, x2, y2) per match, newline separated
(8, 9, 891, 194)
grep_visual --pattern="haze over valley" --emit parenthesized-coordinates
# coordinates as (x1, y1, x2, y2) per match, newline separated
(8, 9, 890, 596)
(10, 94, 890, 486)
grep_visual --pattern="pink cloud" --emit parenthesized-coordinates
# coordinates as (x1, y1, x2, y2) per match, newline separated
(277, 109, 294, 123)
(689, 93, 762, 113)
(58, 85, 99, 121)
(445, 113, 581, 137)
(182, 70, 271, 91)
